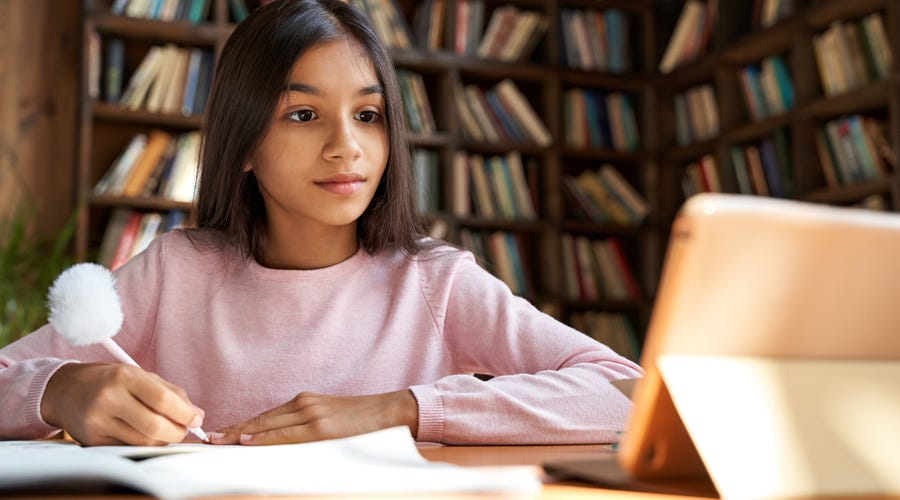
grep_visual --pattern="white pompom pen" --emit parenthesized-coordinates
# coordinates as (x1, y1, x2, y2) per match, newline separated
(47, 263, 209, 443)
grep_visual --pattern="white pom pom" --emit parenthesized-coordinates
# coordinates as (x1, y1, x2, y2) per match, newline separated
(48, 263, 124, 346)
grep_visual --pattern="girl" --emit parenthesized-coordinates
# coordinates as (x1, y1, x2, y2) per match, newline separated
(0, 0, 642, 446)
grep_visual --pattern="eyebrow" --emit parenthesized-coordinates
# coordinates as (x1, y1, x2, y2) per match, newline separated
(286, 83, 384, 97)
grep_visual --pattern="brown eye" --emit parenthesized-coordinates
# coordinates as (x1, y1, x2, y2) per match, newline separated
(356, 110, 382, 124)
(288, 109, 317, 122)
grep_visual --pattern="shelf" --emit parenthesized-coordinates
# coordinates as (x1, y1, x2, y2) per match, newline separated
(666, 139, 717, 163)
(800, 80, 892, 120)
(90, 194, 193, 212)
(93, 102, 204, 128)
(559, 147, 648, 163)
(81, 0, 841, 342)
(656, 0, 900, 247)
(805, 0, 886, 29)
(455, 217, 549, 233)
(91, 13, 222, 45)
(720, 112, 794, 145)
(720, 18, 798, 65)
(559, 297, 646, 312)
(801, 177, 893, 204)
(560, 220, 646, 236)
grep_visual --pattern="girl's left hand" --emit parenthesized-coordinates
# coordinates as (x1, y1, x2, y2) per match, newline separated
(207, 389, 419, 445)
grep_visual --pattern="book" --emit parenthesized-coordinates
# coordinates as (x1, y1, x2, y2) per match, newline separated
(729, 145, 754, 194)
(97, 208, 135, 268)
(128, 212, 164, 260)
(119, 46, 164, 110)
(108, 210, 145, 270)
(121, 130, 175, 197)
(659, 0, 707, 74)
(494, 79, 552, 147)
(575, 170, 632, 225)
(560, 233, 581, 298)
(0, 427, 539, 499)
(598, 165, 648, 221)
(93, 134, 148, 195)
(468, 154, 496, 218)
(505, 151, 536, 219)
(103, 37, 124, 103)
(229, 0, 249, 22)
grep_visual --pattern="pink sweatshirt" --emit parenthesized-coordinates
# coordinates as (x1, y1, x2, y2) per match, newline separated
(0, 230, 642, 444)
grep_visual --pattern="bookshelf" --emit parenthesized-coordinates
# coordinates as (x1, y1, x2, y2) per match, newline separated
(656, 0, 900, 233)
(77, 0, 235, 269)
(76, 0, 660, 358)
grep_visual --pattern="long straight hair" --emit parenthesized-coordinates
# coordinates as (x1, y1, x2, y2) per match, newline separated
(192, 0, 425, 258)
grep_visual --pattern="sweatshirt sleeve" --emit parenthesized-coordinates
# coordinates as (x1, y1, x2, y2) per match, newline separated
(0, 235, 167, 439)
(409, 252, 644, 445)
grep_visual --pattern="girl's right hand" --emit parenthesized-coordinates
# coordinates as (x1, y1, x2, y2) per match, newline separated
(40, 362, 205, 446)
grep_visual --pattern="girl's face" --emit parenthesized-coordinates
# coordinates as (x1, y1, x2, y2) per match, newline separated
(247, 38, 389, 239)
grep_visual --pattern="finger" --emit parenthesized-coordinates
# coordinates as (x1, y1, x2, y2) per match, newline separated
(158, 378, 198, 407)
(80, 417, 169, 447)
(108, 417, 171, 446)
(239, 425, 321, 446)
(129, 374, 205, 431)
(118, 393, 194, 443)
(211, 410, 312, 444)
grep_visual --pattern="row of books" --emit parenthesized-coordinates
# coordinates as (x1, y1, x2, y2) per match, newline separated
(459, 229, 533, 297)
(681, 154, 721, 198)
(396, 69, 436, 135)
(111, 0, 211, 23)
(569, 311, 640, 362)
(414, 0, 483, 54)
(673, 84, 719, 146)
(739, 54, 795, 121)
(815, 115, 895, 188)
(560, 8, 630, 73)
(475, 5, 547, 62)
(450, 151, 537, 220)
(111, 42, 215, 116)
(812, 14, 892, 98)
(659, 0, 717, 74)
(453, 79, 552, 146)
(348, 0, 413, 50)
(563, 89, 639, 151)
(98, 208, 187, 271)
(93, 130, 200, 203)
(729, 131, 792, 197)
(410, 1, 547, 63)
(560, 234, 641, 302)
(563, 165, 649, 226)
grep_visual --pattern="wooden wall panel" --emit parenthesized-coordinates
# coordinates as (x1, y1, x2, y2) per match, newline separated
(0, 0, 80, 239)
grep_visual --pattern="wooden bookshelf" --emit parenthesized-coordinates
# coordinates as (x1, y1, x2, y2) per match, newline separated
(657, 0, 900, 233)
(76, 0, 660, 356)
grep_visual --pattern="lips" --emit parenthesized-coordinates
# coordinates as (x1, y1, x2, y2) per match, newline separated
(314, 173, 366, 195)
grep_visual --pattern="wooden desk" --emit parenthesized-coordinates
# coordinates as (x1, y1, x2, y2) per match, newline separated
(16, 443, 715, 500)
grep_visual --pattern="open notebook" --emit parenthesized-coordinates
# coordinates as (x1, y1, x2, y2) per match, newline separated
(546, 194, 900, 499)
(0, 426, 539, 498)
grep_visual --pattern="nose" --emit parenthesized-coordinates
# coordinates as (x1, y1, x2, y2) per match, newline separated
(323, 117, 363, 161)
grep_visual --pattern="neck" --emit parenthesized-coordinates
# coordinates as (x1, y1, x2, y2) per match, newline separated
(258, 223, 360, 270)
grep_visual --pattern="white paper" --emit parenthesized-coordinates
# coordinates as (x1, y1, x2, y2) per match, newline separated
(0, 426, 541, 499)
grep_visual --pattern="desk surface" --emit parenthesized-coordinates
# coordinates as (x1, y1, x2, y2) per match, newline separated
(17, 443, 717, 500)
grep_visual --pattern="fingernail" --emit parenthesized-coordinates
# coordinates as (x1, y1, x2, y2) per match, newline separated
(190, 415, 203, 428)
(240, 434, 253, 443)
(207, 432, 225, 441)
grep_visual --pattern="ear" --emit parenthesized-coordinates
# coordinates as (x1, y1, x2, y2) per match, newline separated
(242, 162, 252, 172)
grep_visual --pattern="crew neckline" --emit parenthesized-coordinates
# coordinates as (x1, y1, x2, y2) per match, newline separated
(246, 245, 369, 282)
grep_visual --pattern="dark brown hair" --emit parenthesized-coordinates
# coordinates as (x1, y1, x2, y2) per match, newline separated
(193, 0, 425, 258)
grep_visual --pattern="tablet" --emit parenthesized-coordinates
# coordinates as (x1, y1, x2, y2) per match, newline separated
(548, 194, 900, 498)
